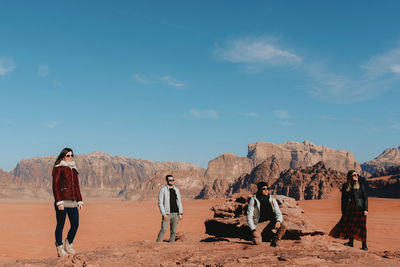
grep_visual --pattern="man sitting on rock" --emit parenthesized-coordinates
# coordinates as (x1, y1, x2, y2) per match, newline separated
(246, 182, 286, 247)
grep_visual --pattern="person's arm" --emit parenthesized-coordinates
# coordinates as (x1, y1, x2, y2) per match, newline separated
(361, 184, 368, 215)
(158, 187, 166, 215)
(246, 197, 256, 231)
(52, 167, 64, 207)
(74, 170, 84, 208)
(272, 198, 283, 223)
(175, 188, 183, 219)
(341, 185, 346, 214)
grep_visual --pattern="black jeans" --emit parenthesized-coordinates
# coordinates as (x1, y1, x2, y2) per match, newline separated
(54, 203, 79, 246)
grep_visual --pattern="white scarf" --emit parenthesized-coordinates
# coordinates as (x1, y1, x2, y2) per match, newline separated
(55, 160, 77, 170)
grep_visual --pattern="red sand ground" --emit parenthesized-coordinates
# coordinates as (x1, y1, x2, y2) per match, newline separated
(0, 197, 399, 260)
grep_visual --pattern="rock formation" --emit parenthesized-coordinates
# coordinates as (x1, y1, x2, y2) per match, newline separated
(362, 146, 400, 176)
(248, 140, 361, 173)
(205, 195, 325, 241)
(198, 141, 361, 199)
(366, 175, 400, 198)
(229, 156, 282, 195)
(9, 151, 205, 199)
(271, 162, 346, 200)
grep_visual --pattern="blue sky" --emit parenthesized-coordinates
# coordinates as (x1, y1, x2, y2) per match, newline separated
(1, 0, 400, 171)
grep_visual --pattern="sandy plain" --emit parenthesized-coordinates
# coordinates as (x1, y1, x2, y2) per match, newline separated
(0, 197, 399, 262)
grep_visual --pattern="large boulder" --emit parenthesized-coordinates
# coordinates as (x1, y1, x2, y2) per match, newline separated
(204, 195, 325, 241)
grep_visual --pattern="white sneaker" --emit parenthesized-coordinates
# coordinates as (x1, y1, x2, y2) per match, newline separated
(56, 245, 67, 257)
(64, 239, 76, 254)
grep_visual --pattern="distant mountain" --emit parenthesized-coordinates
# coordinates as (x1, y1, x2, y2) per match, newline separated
(362, 147, 400, 177)
(8, 151, 205, 199)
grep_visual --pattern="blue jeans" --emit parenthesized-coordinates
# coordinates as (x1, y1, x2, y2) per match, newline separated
(54, 203, 79, 246)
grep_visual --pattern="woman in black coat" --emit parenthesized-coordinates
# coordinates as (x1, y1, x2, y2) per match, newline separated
(329, 170, 368, 250)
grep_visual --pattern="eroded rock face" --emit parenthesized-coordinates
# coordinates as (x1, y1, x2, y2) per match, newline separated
(10, 152, 205, 198)
(229, 156, 282, 195)
(204, 153, 252, 183)
(362, 147, 400, 176)
(366, 175, 400, 198)
(248, 141, 361, 174)
(205, 195, 325, 241)
(271, 162, 346, 200)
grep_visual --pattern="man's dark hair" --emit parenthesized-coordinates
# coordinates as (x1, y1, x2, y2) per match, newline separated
(166, 174, 173, 181)
(257, 181, 268, 191)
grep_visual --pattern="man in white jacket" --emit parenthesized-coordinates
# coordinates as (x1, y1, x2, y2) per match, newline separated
(246, 182, 286, 246)
(156, 175, 183, 242)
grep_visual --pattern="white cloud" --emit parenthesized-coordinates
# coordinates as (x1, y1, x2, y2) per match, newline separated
(159, 75, 185, 87)
(132, 73, 151, 84)
(189, 108, 219, 119)
(362, 47, 400, 78)
(45, 121, 58, 129)
(215, 38, 301, 66)
(0, 57, 16, 76)
(273, 110, 291, 119)
(37, 64, 50, 77)
(245, 112, 260, 118)
(391, 64, 400, 74)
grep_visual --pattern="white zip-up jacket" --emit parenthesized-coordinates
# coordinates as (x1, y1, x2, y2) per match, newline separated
(158, 185, 183, 215)
(246, 194, 283, 231)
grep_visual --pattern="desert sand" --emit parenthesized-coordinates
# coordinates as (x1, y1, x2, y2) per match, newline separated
(0, 197, 399, 266)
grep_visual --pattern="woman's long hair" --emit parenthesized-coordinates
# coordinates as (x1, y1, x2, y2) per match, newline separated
(345, 170, 359, 192)
(53, 147, 74, 169)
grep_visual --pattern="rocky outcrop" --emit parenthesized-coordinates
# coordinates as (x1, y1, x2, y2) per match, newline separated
(198, 153, 253, 199)
(205, 195, 325, 241)
(9, 152, 205, 198)
(271, 161, 346, 200)
(198, 141, 361, 200)
(229, 156, 282, 195)
(248, 141, 361, 173)
(0, 169, 12, 184)
(204, 153, 252, 183)
(366, 175, 400, 198)
(362, 147, 400, 176)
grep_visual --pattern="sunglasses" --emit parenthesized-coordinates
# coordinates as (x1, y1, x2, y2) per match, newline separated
(261, 187, 269, 190)
(65, 154, 74, 158)
(352, 173, 358, 177)
(168, 179, 174, 182)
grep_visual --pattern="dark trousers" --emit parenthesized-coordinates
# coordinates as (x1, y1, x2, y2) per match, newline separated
(54, 204, 79, 246)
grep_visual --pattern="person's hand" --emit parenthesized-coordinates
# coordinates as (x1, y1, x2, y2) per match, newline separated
(179, 214, 183, 220)
(275, 221, 281, 230)
(163, 215, 169, 221)
(58, 204, 64, 210)
(252, 231, 260, 238)
(78, 203, 83, 210)
(364, 211, 368, 216)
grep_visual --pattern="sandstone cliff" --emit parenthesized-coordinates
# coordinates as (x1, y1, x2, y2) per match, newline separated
(271, 162, 346, 200)
(10, 152, 205, 199)
(248, 140, 361, 173)
(361, 146, 400, 176)
(199, 141, 358, 199)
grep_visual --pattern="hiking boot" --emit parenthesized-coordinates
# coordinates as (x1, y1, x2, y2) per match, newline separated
(361, 242, 368, 251)
(64, 239, 76, 254)
(56, 245, 67, 257)
(344, 240, 353, 247)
